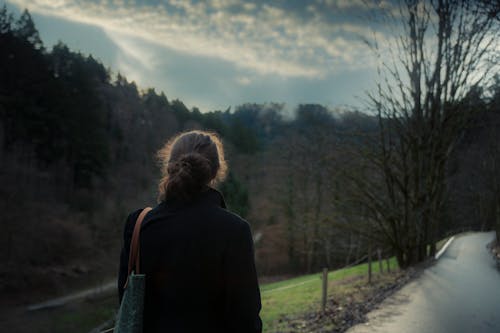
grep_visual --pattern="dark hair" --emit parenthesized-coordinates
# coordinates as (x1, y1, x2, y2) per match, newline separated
(157, 130, 227, 202)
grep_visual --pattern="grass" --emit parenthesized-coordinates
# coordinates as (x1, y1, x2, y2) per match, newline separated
(275, 272, 407, 333)
(261, 235, 451, 331)
(53, 259, 399, 333)
(27, 258, 397, 333)
(16, 236, 452, 332)
(260, 257, 399, 332)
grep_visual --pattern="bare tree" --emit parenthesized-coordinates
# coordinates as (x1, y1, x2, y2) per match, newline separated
(358, 0, 499, 267)
(282, 127, 337, 272)
(275, 106, 350, 273)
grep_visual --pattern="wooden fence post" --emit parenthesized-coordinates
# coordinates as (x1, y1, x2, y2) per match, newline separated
(321, 268, 328, 313)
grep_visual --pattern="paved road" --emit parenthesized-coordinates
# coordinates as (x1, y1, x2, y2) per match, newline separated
(347, 232, 500, 333)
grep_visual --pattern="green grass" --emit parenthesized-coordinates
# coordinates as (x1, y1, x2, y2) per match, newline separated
(261, 235, 452, 332)
(54, 236, 449, 332)
(260, 257, 399, 332)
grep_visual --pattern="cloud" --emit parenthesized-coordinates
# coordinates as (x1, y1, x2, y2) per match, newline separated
(107, 31, 158, 71)
(7, 0, 381, 78)
(236, 76, 252, 85)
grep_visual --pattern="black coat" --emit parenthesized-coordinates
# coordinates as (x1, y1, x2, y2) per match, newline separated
(118, 188, 262, 333)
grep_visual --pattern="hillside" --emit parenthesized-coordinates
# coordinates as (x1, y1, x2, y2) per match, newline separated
(1, 6, 500, 304)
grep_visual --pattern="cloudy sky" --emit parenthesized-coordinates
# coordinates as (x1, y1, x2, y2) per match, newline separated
(5, 0, 392, 112)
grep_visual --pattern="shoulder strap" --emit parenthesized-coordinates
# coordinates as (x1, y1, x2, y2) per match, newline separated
(128, 207, 152, 276)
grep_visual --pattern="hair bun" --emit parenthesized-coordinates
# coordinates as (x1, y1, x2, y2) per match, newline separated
(166, 153, 212, 200)
(157, 130, 227, 202)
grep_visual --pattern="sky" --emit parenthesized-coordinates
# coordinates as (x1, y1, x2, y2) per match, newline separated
(4, 0, 393, 113)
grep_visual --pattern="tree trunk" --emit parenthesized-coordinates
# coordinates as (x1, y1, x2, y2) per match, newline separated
(354, 236, 362, 263)
(377, 248, 383, 274)
(368, 242, 372, 283)
(345, 233, 353, 266)
(324, 240, 332, 269)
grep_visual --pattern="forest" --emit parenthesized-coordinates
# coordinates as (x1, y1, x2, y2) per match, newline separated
(1, 5, 499, 300)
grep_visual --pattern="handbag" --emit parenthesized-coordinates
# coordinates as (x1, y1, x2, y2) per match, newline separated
(115, 207, 152, 333)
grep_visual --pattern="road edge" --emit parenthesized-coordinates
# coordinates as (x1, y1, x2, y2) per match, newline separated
(434, 236, 455, 260)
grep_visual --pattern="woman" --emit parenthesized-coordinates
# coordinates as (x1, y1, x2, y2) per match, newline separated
(118, 130, 262, 333)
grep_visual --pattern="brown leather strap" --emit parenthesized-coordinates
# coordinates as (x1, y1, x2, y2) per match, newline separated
(128, 207, 152, 276)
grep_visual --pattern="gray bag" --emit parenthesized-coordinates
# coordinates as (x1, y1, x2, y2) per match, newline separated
(115, 207, 152, 333)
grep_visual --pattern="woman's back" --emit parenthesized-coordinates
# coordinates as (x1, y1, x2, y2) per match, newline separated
(142, 189, 261, 332)
(117, 130, 261, 333)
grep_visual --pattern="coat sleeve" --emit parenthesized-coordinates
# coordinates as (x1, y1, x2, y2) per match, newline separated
(117, 209, 142, 304)
(224, 221, 262, 333)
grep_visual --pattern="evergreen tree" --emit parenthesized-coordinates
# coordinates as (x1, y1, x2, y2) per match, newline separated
(0, 4, 13, 34)
(220, 172, 250, 218)
(14, 9, 43, 50)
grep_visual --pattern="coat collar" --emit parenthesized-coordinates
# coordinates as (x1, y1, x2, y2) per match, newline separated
(160, 186, 227, 210)
(142, 187, 227, 231)
(197, 186, 227, 209)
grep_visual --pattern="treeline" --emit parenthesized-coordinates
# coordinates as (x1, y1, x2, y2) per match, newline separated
(1, 6, 499, 297)
(0, 7, 317, 292)
(0, 7, 264, 294)
(447, 85, 500, 236)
